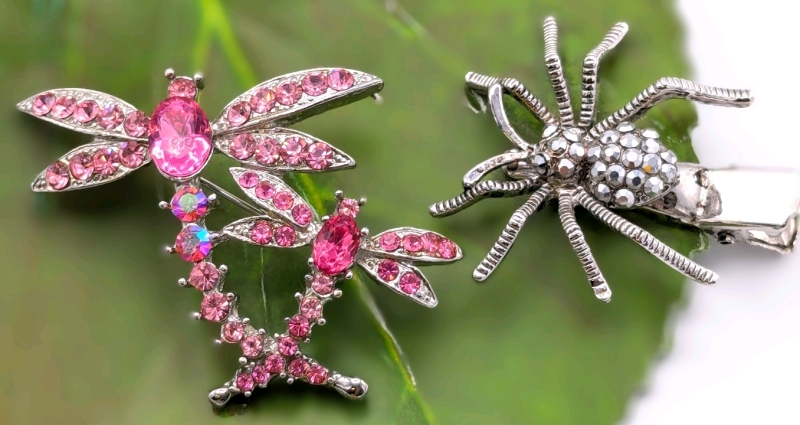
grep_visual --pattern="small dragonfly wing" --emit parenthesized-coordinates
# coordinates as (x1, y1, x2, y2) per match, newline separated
(357, 256, 438, 308)
(361, 227, 463, 265)
(220, 215, 317, 248)
(229, 167, 319, 229)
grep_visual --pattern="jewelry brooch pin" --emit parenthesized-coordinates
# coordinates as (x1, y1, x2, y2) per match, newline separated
(19, 68, 462, 406)
(431, 17, 800, 301)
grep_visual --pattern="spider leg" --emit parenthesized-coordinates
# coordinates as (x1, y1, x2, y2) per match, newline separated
(574, 188, 718, 284)
(429, 178, 538, 218)
(557, 190, 612, 302)
(473, 184, 552, 281)
(578, 22, 629, 129)
(487, 83, 533, 150)
(543, 17, 575, 126)
(466, 72, 557, 127)
(584, 77, 752, 143)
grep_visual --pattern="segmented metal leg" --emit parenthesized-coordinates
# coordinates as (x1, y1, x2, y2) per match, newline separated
(584, 77, 753, 143)
(487, 84, 533, 151)
(578, 22, 629, 129)
(465, 72, 557, 126)
(462, 150, 531, 189)
(543, 17, 574, 126)
(574, 188, 718, 284)
(429, 178, 538, 217)
(473, 185, 553, 281)
(557, 191, 611, 302)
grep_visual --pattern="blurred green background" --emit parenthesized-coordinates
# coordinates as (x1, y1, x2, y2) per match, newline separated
(0, 0, 707, 423)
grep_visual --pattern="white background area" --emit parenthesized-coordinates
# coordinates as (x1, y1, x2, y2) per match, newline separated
(623, 1, 800, 424)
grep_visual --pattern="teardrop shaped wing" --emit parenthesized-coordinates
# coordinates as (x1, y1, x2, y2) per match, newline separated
(220, 215, 316, 248)
(211, 68, 383, 134)
(361, 227, 463, 264)
(357, 256, 438, 308)
(229, 167, 319, 229)
(17, 89, 147, 141)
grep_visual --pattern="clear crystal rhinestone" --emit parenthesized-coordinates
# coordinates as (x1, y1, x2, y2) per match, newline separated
(606, 164, 625, 187)
(660, 163, 677, 183)
(532, 153, 550, 175)
(550, 137, 568, 154)
(600, 130, 619, 145)
(617, 122, 635, 132)
(595, 183, 612, 202)
(642, 128, 659, 139)
(590, 162, 607, 182)
(644, 176, 665, 197)
(620, 134, 640, 148)
(621, 149, 643, 168)
(642, 138, 661, 154)
(613, 189, 636, 208)
(587, 145, 602, 162)
(642, 153, 662, 174)
(660, 150, 677, 164)
(601, 145, 621, 163)
(556, 159, 575, 178)
(626, 169, 646, 189)
(542, 125, 559, 138)
(568, 143, 585, 160)
(563, 128, 580, 142)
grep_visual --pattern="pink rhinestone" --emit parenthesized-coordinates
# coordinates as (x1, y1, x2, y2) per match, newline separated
(249, 87, 276, 113)
(200, 293, 230, 322)
(68, 153, 94, 181)
(337, 199, 360, 218)
(273, 192, 294, 211)
(223, 321, 245, 342)
(301, 72, 328, 96)
(264, 354, 285, 373)
(238, 171, 259, 188)
(311, 275, 334, 295)
(288, 315, 310, 338)
(274, 226, 297, 247)
(312, 215, 361, 275)
(255, 138, 281, 165)
(289, 358, 310, 378)
(421, 232, 441, 254)
(255, 181, 276, 200)
(300, 297, 322, 320)
(119, 141, 146, 168)
(438, 239, 458, 259)
(167, 78, 197, 98)
(92, 148, 120, 176)
(227, 101, 251, 127)
(307, 365, 328, 385)
(236, 372, 255, 392)
(305, 143, 333, 170)
(32, 92, 55, 116)
(230, 133, 256, 159)
(123, 111, 149, 137)
(280, 137, 307, 165)
(51, 95, 76, 119)
(148, 97, 212, 178)
(402, 234, 423, 253)
(250, 221, 273, 245)
(73, 100, 99, 123)
(252, 364, 270, 384)
(292, 204, 313, 226)
(328, 69, 355, 91)
(277, 336, 298, 357)
(97, 104, 124, 129)
(379, 232, 400, 252)
(241, 335, 264, 358)
(45, 162, 70, 190)
(189, 261, 219, 291)
(399, 272, 422, 295)
(276, 82, 303, 105)
(377, 259, 400, 282)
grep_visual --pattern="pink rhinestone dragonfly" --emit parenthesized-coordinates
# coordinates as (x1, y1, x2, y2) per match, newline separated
(18, 68, 462, 406)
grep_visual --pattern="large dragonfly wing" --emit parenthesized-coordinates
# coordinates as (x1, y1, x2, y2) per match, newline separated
(228, 167, 320, 230)
(214, 127, 355, 172)
(360, 228, 463, 265)
(220, 215, 316, 248)
(210, 68, 383, 135)
(357, 256, 438, 308)
(31, 139, 150, 192)
(17, 89, 148, 141)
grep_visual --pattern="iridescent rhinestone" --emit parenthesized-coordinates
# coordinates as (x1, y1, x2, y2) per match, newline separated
(660, 163, 678, 183)
(542, 125, 558, 138)
(641, 154, 662, 174)
(642, 138, 661, 154)
(620, 134, 640, 148)
(617, 122, 635, 132)
(644, 176, 665, 197)
(621, 149, 642, 168)
(532, 153, 549, 175)
(606, 164, 625, 187)
(661, 150, 677, 164)
(601, 145, 620, 163)
(586, 145, 602, 162)
(556, 158, 575, 178)
(642, 129, 659, 139)
(171, 186, 209, 222)
(589, 162, 607, 182)
(175, 224, 212, 262)
(568, 143, 585, 160)
(613, 189, 636, 208)
(600, 130, 619, 145)
(550, 137, 568, 155)
(626, 169, 646, 189)
(594, 183, 612, 202)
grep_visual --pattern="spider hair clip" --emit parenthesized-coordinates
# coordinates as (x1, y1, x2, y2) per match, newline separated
(19, 68, 462, 406)
(430, 17, 800, 302)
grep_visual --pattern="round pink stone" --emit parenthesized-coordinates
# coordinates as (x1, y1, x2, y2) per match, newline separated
(68, 153, 94, 181)
(223, 321, 245, 342)
(227, 101, 251, 127)
(119, 141, 146, 168)
(255, 138, 281, 165)
(51, 95, 76, 119)
(250, 221, 273, 245)
(237, 171, 259, 188)
(45, 161, 70, 190)
(97, 104, 124, 129)
(74, 100, 99, 123)
(379, 232, 400, 252)
(287, 315, 310, 338)
(292, 204, 313, 226)
(167, 78, 197, 99)
(305, 142, 333, 170)
(241, 335, 264, 358)
(280, 137, 307, 165)
(312, 215, 361, 275)
(307, 365, 328, 385)
(32, 92, 55, 116)
(301, 72, 328, 96)
(189, 261, 219, 291)
(249, 87, 276, 114)
(399, 273, 422, 295)
(273, 192, 294, 211)
(377, 259, 400, 282)
(92, 148, 120, 176)
(236, 372, 255, 392)
(421, 232, 441, 254)
(289, 358, 310, 378)
(277, 336, 298, 357)
(255, 181, 275, 200)
(438, 239, 457, 259)
(274, 225, 297, 247)
(123, 111, 149, 137)
(402, 234, 423, 253)
(311, 275, 334, 295)
(299, 297, 322, 320)
(328, 69, 355, 91)
(148, 97, 212, 178)
(276, 82, 303, 105)
(201, 292, 230, 322)
(252, 364, 270, 384)
(264, 354, 285, 373)
(230, 133, 256, 159)
(337, 199, 360, 218)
